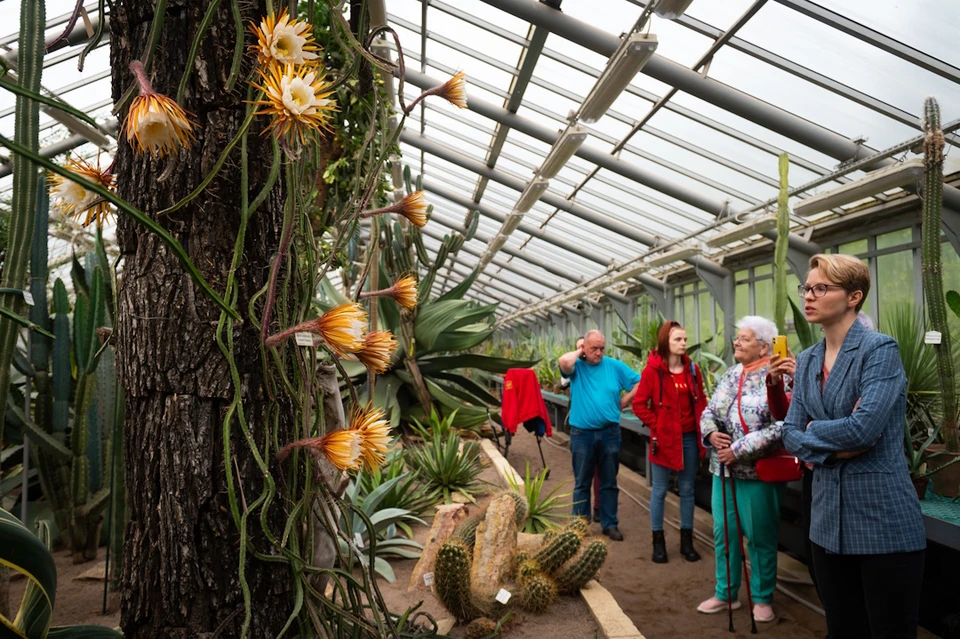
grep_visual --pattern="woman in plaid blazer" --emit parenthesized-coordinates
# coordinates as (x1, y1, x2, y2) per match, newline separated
(782, 254, 925, 639)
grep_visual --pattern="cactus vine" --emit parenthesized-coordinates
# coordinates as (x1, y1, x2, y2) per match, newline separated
(921, 96, 958, 452)
(774, 153, 790, 336)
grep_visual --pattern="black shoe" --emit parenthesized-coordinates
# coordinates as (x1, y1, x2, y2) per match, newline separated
(680, 528, 701, 562)
(603, 527, 624, 541)
(652, 530, 668, 563)
(593, 510, 601, 523)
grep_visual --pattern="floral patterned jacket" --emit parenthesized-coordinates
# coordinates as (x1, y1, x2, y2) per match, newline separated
(700, 361, 784, 480)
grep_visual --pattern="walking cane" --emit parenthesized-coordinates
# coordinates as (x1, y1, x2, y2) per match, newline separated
(719, 462, 735, 633)
(728, 471, 758, 634)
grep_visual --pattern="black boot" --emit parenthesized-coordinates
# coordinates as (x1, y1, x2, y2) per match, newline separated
(680, 528, 701, 562)
(652, 530, 668, 564)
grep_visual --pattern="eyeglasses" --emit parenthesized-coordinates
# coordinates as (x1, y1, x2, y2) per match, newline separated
(797, 284, 847, 298)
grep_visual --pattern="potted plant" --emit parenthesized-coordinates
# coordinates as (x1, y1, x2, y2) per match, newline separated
(905, 417, 960, 500)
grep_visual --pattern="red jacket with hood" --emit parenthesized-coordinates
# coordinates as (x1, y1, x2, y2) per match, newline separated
(632, 351, 707, 471)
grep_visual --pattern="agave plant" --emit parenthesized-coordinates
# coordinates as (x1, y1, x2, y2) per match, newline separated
(406, 427, 486, 504)
(354, 447, 440, 529)
(0, 507, 121, 638)
(507, 462, 571, 534)
(338, 474, 425, 583)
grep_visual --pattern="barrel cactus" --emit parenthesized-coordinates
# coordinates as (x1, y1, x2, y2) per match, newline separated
(454, 512, 484, 548)
(435, 539, 480, 622)
(564, 516, 589, 538)
(534, 529, 581, 575)
(465, 617, 498, 639)
(496, 489, 528, 528)
(519, 573, 558, 614)
(555, 539, 608, 594)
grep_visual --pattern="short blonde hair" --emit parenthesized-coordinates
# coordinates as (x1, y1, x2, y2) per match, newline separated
(808, 253, 870, 312)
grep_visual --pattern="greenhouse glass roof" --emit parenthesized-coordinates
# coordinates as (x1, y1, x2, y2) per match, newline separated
(2, 0, 959, 323)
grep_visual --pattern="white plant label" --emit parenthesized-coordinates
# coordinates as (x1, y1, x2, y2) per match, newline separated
(22, 290, 34, 306)
(925, 331, 942, 345)
(423, 572, 435, 586)
(294, 332, 314, 347)
(495, 588, 512, 604)
(354, 532, 364, 548)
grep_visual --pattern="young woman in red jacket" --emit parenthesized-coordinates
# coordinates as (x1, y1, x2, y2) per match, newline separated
(632, 321, 707, 563)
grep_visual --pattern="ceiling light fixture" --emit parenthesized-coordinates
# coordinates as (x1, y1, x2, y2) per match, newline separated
(704, 213, 780, 248)
(515, 178, 550, 212)
(579, 33, 658, 124)
(794, 158, 924, 217)
(653, 0, 696, 20)
(538, 124, 588, 178)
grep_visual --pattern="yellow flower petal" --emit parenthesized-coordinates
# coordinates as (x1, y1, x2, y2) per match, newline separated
(249, 9, 321, 68)
(438, 71, 467, 109)
(251, 64, 337, 145)
(315, 302, 368, 354)
(48, 155, 115, 228)
(356, 330, 397, 374)
(350, 404, 392, 470)
(123, 92, 197, 158)
(392, 275, 418, 310)
(399, 191, 428, 227)
(276, 429, 362, 472)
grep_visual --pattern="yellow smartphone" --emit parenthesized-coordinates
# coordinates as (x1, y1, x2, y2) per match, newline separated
(773, 335, 788, 359)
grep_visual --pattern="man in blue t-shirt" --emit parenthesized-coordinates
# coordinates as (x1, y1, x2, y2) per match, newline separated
(559, 330, 640, 541)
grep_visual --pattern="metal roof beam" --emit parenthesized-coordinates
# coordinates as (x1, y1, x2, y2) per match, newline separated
(479, 0, 881, 165)
(773, 0, 960, 85)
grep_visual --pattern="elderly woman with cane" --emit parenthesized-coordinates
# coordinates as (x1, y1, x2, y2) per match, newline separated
(697, 316, 786, 626)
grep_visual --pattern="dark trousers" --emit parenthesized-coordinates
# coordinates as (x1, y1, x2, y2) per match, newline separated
(811, 542, 925, 639)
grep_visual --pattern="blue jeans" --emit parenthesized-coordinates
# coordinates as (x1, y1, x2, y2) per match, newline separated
(649, 431, 700, 531)
(570, 424, 621, 530)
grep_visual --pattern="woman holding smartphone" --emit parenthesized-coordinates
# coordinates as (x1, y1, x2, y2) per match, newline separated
(782, 254, 925, 638)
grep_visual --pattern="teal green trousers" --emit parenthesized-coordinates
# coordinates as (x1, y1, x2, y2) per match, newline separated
(711, 474, 784, 605)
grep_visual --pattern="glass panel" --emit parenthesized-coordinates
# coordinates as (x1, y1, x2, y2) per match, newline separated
(754, 264, 772, 276)
(683, 294, 695, 334)
(699, 291, 713, 342)
(942, 241, 960, 302)
(736, 284, 750, 321)
(736, 269, 749, 283)
(877, 227, 913, 251)
(754, 278, 774, 320)
(839, 239, 868, 255)
(876, 250, 915, 320)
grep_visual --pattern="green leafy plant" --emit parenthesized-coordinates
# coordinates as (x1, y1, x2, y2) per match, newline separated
(905, 415, 960, 481)
(881, 304, 941, 427)
(507, 462, 571, 533)
(0, 507, 121, 637)
(789, 297, 817, 351)
(774, 153, 790, 335)
(338, 475, 425, 583)
(354, 448, 440, 528)
(407, 427, 486, 504)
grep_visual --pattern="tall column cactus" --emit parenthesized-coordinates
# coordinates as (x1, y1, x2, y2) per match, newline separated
(774, 153, 790, 335)
(921, 96, 958, 452)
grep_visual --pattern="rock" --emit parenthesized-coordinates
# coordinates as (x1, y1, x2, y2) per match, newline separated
(75, 561, 107, 581)
(470, 494, 518, 597)
(517, 532, 543, 554)
(435, 618, 456, 635)
(409, 503, 469, 592)
(451, 492, 471, 504)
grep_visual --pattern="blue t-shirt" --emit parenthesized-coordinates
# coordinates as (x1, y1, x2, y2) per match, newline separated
(562, 357, 640, 430)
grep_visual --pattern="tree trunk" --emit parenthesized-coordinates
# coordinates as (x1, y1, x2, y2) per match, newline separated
(111, 2, 294, 636)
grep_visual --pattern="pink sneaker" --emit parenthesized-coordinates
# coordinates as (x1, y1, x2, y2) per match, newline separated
(753, 603, 775, 622)
(697, 596, 742, 614)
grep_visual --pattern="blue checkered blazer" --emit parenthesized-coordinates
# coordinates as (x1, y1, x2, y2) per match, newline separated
(781, 320, 926, 555)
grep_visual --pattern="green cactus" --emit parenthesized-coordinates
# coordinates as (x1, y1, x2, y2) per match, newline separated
(465, 617, 498, 639)
(534, 529, 581, 575)
(516, 558, 541, 586)
(555, 539, 608, 594)
(774, 153, 790, 335)
(454, 512, 484, 548)
(564, 516, 589, 538)
(519, 573, 558, 614)
(434, 539, 481, 623)
(921, 97, 958, 453)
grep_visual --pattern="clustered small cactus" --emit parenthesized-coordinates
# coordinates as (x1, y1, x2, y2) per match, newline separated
(434, 509, 607, 624)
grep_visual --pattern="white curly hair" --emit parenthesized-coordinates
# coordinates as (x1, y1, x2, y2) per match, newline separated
(736, 315, 777, 346)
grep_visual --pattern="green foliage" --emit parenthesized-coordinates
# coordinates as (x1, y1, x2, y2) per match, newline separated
(789, 297, 817, 351)
(881, 304, 940, 425)
(338, 475, 425, 583)
(506, 462, 571, 533)
(774, 153, 790, 335)
(518, 573, 558, 614)
(904, 413, 960, 480)
(407, 427, 486, 504)
(494, 488, 528, 529)
(465, 617, 499, 639)
(453, 512, 484, 548)
(354, 447, 439, 528)
(920, 96, 958, 452)
(0, 507, 122, 638)
(533, 529, 581, 575)
(554, 539, 608, 594)
(435, 539, 482, 622)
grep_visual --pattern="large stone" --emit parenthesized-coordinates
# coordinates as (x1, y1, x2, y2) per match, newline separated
(408, 503, 469, 592)
(517, 532, 543, 554)
(470, 494, 518, 597)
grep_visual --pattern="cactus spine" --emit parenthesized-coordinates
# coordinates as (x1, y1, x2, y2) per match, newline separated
(519, 573, 558, 614)
(555, 539, 608, 594)
(454, 512, 484, 548)
(921, 97, 959, 452)
(774, 153, 790, 335)
(534, 529, 581, 575)
(435, 539, 481, 622)
(564, 516, 589, 538)
(465, 617, 498, 639)
(497, 489, 528, 529)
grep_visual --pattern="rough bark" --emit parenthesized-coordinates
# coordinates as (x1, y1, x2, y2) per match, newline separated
(111, 2, 294, 637)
